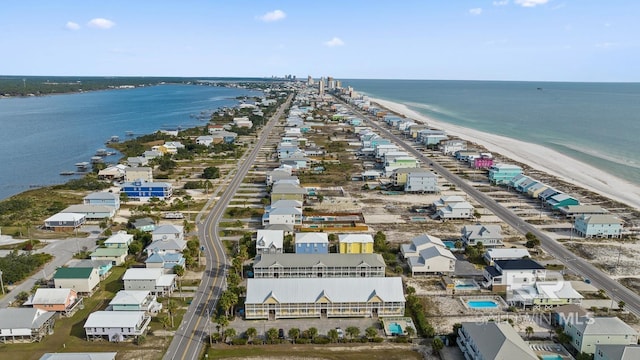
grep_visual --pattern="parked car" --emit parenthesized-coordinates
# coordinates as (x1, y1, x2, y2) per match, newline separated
(335, 327, 344, 339)
(278, 328, 285, 339)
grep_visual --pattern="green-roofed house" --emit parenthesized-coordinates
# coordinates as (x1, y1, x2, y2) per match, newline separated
(90, 247, 128, 266)
(53, 267, 100, 294)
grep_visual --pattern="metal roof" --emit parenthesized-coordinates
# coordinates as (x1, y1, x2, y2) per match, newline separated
(461, 322, 538, 360)
(54, 267, 94, 279)
(31, 288, 75, 305)
(338, 233, 374, 244)
(254, 253, 385, 268)
(40, 353, 117, 360)
(245, 277, 405, 304)
(295, 232, 328, 244)
(123, 268, 163, 280)
(84, 311, 146, 328)
(109, 290, 151, 306)
(0, 308, 55, 329)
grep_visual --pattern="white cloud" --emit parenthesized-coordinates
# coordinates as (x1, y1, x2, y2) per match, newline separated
(65, 21, 80, 30)
(324, 37, 345, 47)
(258, 10, 286, 22)
(469, 8, 483, 15)
(514, 0, 549, 7)
(493, 0, 509, 6)
(87, 18, 116, 29)
(595, 42, 617, 49)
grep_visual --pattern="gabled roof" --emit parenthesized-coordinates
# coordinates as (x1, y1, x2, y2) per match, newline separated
(295, 232, 329, 244)
(31, 288, 75, 305)
(62, 205, 114, 213)
(54, 267, 94, 279)
(256, 229, 284, 249)
(109, 290, 151, 306)
(463, 224, 503, 240)
(571, 316, 638, 336)
(0, 308, 56, 330)
(91, 248, 127, 257)
(104, 231, 133, 245)
(45, 212, 85, 222)
(580, 214, 623, 225)
(595, 345, 640, 360)
(123, 268, 163, 281)
(271, 183, 306, 195)
(338, 233, 374, 244)
(461, 322, 538, 360)
(84, 192, 118, 201)
(254, 253, 385, 268)
(270, 200, 302, 209)
(246, 277, 404, 304)
(152, 224, 183, 235)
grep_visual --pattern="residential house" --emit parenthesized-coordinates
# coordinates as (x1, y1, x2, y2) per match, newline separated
(256, 229, 284, 255)
(83, 192, 120, 210)
(195, 135, 214, 146)
(39, 353, 117, 360)
(456, 322, 538, 360)
(384, 156, 418, 175)
(261, 206, 302, 227)
(142, 150, 162, 160)
(390, 168, 415, 187)
(271, 183, 306, 203)
(53, 267, 100, 294)
(559, 205, 609, 219)
(121, 180, 172, 201)
(61, 205, 115, 220)
(401, 234, 455, 276)
(550, 304, 588, 328)
(97, 164, 127, 181)
(595, 344, 640, 360)
(145, 252, 185, 272)
(233, 116, 252, 128)
(461, 225, 504, 248)
(574, 214, 623, 239)
(68, 259, 113, 278)
(131, 217, 156, 232)
(437, 202, 474, 220)
(0, 308, 56, 343)
(211, 130, 237, 144)
(151, 224, 184, 243)
(484, 248, 530, 266)
(44, 213, 85, 232)
(124, 167, 153, 183)
(547, 193, 580, 209)
(208, 124, 225, 133)
(252, 253, 386, 278)
(244, 277, 405, 319)
(440, 140, 467, 155)
(339, 234, 374, 254)
(472, 156, 494, 170)
(405, 170, 438, 193)
(160, 141, 184, 154)
(84, 311, 151, 342)
(266, 169, 294, 186)
(538, 187, 561, 202)
(27, 288, 82, 316)
(432, 195, 466, 210)
(90, 248, 127, 266)
(295, 232, 329, 254)
(109, 290, 162, 314)
(280, 153, 309, 171)
(122, 268, 176, 296)
(104, 231, 133, 249)
(564, 316, 638, 355)
(509, 274, 583, 308)
(526, 182, 548, 198)
(488, 164, 523, 185)
(483, 259, 546, 292)
(126, 156, 148, 167)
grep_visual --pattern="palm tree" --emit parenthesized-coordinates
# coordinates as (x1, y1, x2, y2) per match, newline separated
(215, 315, 229, 335)
(223, 328, 236, 343)
(327, 329, 339, 343)
(365, 326, 378, 339)
(405, 326, 416, 338)
(307, 327, 318, 340)
(266, 327, 279, 344)
(346, 326, 360, 340)
(166, 300, 179, 328)
(245, 327, 257, 343)
(525, 326, 534, 339)
(288, 328, 300, 342)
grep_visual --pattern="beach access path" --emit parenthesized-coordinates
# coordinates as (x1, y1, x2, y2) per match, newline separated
(372, 98, 640, 210)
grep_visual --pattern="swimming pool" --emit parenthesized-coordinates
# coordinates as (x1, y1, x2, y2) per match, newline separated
(454, 279, 479, 290)
(442, 241, 456, 249)
(540, 355, 563, 360)
(466, 300, 499, 309)
(388, 322, 403, 335)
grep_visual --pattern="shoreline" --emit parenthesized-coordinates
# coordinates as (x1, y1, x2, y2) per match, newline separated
(369, 97, 640, 210)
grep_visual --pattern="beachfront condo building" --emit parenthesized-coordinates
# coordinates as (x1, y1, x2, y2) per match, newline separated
(488, 163, 522, 185)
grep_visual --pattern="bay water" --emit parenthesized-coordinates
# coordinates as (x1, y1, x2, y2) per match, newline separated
(342, 79, 640, 188)
(0, 84, 261, 200)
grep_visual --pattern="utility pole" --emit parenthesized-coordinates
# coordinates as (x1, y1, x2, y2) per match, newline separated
(0, 270, 4, 295)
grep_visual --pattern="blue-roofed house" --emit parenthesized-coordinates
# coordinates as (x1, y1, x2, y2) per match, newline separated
(145, 252, 186, 272)
(538, 187, 561, 201)
(516, 177, 539, 193)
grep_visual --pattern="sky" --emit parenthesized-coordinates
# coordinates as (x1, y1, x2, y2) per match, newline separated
(1, 0, 638, 82)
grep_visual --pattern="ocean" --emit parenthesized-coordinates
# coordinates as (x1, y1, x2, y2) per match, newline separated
(0, 84, 261, 200)
(342, 79, 640, 187)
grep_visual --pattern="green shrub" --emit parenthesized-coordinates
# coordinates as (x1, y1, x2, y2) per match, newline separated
(312, 336, 331, 344)
(231, 338, 248, 345)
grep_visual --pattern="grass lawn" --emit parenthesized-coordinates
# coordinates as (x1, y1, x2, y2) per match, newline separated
(205, 343, 423, 360)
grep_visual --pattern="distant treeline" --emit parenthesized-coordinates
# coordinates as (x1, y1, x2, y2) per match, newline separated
(0, 76, 294, 97)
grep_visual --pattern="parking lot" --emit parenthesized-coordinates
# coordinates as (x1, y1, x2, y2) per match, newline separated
(228, 316, 382, 339)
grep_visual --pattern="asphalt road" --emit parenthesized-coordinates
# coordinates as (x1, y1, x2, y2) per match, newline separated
(163, 94, 293, 360)
(342, 97, 640, 316)
(0, 229, 100, 308)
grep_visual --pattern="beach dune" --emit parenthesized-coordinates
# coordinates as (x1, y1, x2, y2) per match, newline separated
(371, 97, 640, 210)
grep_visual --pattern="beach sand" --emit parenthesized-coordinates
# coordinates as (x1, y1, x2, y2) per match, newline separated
(371, 97, 640, 210)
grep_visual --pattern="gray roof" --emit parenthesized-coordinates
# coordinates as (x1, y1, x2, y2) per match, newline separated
(463, 224, 503, 240)
(68, 259, 113, 269)
(271, 183, 306, 195)
(84, 311, 146, 328)
(40, 353, 117, 360)
(254, 253, 385, 268)
(84, 192, 118, 200)
(0, 308, 56, 330)
(31, 288, 75, 305)
(62, 205, 113, 213)
(461, 322, 538, 360)
(595, 344, 640, 360)
(265, 224, 295, 232)
(573, 316, 638, 336)
(245, 277, 404, 304)
(580, 214, 623, 225)
(109, 290, 151, 306)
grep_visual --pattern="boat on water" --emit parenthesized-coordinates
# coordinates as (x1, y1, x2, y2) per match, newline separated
(105, 135, 120, 144)
(90, 156, 103, 164)
(60, 171, 76, 176)
(75, 162, 90, 171)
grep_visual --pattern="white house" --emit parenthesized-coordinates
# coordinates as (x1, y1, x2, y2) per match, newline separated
(437, 202, 474, 220)
(461, 225, 503, 248)
(44, 212, 86, 232)
(83, 192, 120, 210)
(61, 205, 116, 220)
(104, 231, 134, 249)
(53, 267, 101, 294)
(195, 135, 214, 146)
(109, 290, 162, 314)
(440, 140, 467, 155)
(256, 229, 284, 254)
(261, 206, 302, 226)
(84, 311, 151, 342)
(405, 170, 438, 193)
(401, 234, 455, 275)
(0, 308, 56, 343)
(483, 259, 546, 293)
(122, 268, 176, 296)
(484, 248, 530, 265)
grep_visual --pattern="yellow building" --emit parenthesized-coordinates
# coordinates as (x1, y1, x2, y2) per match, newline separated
(339, 233, 374, 254)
